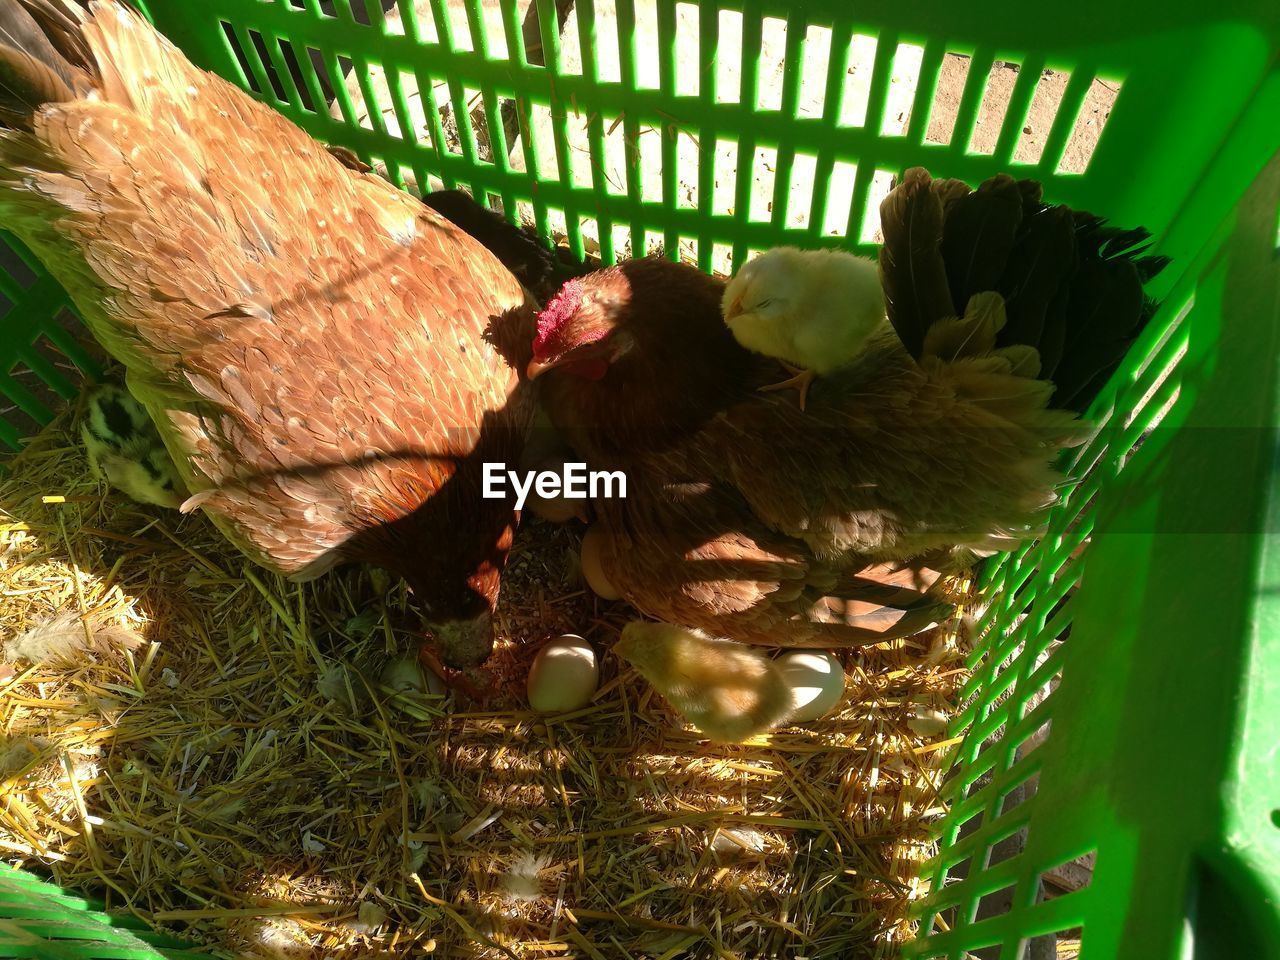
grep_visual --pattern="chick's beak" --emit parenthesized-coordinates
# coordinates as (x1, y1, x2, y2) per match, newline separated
(724, 294, 744, 322)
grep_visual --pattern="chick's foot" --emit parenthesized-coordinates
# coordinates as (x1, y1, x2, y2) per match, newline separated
(758, 361, 817, 411)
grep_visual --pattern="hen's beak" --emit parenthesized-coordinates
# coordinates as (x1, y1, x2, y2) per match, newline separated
(426, 612, 494, 668)
(724, 294, 744, 322)
(526, 339, 613, 380)
(526, 357, 554, 379)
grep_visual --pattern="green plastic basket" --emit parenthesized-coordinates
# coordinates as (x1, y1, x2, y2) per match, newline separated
(1, 1, 1279, 957)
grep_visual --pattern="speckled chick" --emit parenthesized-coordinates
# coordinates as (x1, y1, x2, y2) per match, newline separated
(80, 382, 187, 509)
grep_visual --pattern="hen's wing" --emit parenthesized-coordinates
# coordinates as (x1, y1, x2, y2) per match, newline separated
(0, 1, 531, 578)
(646, 321, 1079, 565)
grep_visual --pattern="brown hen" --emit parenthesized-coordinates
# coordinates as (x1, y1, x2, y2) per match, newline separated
(528, 175, 1165, 645)
(0, 0, 535, 666)
(530, 258, 950, 647)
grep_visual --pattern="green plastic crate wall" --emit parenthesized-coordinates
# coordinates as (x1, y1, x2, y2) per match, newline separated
(0, 1, 1278, 959)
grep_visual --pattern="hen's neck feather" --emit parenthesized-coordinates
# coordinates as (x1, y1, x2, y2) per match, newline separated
(542, 262, 764, 464)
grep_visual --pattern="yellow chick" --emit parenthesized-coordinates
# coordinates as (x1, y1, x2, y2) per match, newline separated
(722, 247, 886, 409)
(80, 384, 188, 509)
(614, 621, 793, 742)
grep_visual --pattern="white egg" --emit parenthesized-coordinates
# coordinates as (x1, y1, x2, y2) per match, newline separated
(776, 650, 845, 722)
(580, 526, 622, 600)
(527, 635, 598, 713)
(380, 655, 445, 696)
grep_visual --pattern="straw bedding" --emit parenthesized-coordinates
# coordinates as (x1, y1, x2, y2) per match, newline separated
(0, 394, 970, 959)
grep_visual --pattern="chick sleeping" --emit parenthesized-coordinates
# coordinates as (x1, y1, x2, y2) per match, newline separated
(722, 247, 885, 410)
(80, 384, 187, 509)
(614, 621, 793, 742)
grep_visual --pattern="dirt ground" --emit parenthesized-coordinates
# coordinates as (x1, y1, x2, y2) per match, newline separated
(331, 1, 1116, 270)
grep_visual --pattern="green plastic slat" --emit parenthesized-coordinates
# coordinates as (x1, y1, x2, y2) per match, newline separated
(0, 870, 205, 959)
(657, 0, 679, 258)
(846, 32, 896, 241)
(766, 12, 806, 237)
(1036, 65, 1094, 175)
(803, 21, 854, 246)
(728, 8, 763, 266)
(0, 2, 1275, 958)
(694, 2, 719, 271)
(614, 0, 644, 257)
(954, 47, 996, 156)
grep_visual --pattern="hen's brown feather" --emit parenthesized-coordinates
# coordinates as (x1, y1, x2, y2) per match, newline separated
(590, 478, 947, 648)
(533, 249, 1103, 642)
(0, 1, 535, 657)
(539, 170, 1166, 645)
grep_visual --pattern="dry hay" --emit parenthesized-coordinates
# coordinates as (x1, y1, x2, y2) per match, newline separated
(0, 396, 972, 959)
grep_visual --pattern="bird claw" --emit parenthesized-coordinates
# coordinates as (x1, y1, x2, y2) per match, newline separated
(758, 362, 817, 411)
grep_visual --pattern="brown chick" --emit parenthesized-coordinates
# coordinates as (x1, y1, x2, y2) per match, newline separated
(0, 0, 536, 667)
(614, 621, 793, 743)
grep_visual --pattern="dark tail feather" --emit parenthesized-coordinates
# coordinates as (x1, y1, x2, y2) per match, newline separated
(996, 204, 1077, 348)
(1048, 213, 1170, 411)
(925, 167, 1170, 412)
(878, 167, 955, 359)
(0, 0, 89, 128)
(1036, 278, 1073, 378)
(422, 188, 596, 302)
(422, 189, 556, 293)
(1016, 178, 1044, 208)
(931, 176, 971, 212)
(939, 173, 1024, 312)
(1049, 257, 1146, 409)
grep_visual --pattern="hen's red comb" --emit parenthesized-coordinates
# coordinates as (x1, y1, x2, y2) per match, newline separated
(533, 278, 585, 357)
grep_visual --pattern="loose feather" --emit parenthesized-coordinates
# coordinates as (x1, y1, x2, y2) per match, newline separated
(921, 291, 1007, 362)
